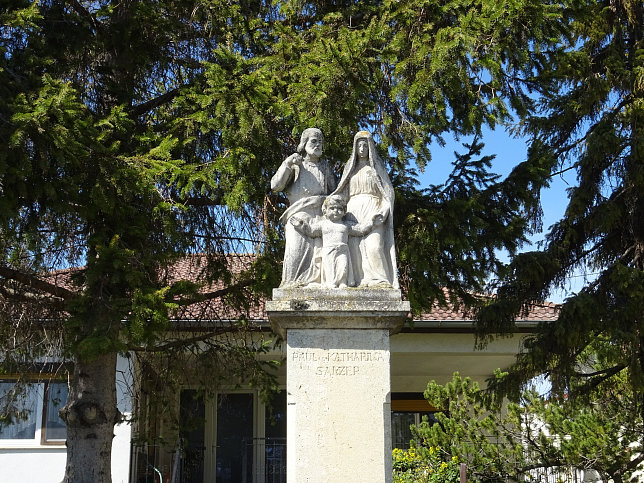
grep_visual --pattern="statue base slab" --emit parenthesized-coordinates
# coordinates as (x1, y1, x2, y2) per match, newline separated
(267, 288, 408, 338)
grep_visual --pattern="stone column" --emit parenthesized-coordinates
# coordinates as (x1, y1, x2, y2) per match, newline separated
(267, 288, 409, 483)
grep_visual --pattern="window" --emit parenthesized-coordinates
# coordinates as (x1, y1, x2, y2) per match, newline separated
(215, 393, 254, 483)
(391, 393, 437, 450)
(212, 391, 286, 483)
(172, 389, 287, 483)
(179, 390, 206, 483)
(0, 382, 40, 441)
(42, 382, 69, 443)
(138, 389, 432, 482)
(0, 380, 68, 446)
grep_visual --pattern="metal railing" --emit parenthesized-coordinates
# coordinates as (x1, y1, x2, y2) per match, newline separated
(524, 466, 598, 483)
(241, 437, 287, 483)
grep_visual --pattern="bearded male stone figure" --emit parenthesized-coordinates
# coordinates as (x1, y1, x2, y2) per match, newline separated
(271, 128, 336, 286)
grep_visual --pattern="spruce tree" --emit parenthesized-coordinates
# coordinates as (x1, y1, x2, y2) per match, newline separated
(1, 1, 577, 480)
(477, 0, 644, 397)
(476, 0, 644, 477)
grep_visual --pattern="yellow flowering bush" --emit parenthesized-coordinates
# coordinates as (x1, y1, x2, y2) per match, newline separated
(392, 445, 461, 482)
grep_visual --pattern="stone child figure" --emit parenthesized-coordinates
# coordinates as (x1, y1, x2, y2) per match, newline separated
(271, 128, 336, 287)
(290, 195, 383, 288)
(331, 131, 398, 288)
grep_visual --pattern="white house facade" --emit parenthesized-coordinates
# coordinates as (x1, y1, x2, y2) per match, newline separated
(0, 298, 551, 483)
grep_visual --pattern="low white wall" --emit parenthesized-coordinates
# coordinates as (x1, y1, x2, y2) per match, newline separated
(0, 448, 67, 482)
(0, 421, 131, 483)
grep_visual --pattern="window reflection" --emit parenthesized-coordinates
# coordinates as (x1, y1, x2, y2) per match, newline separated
(44, 382, 68, 442)
(0, 382, 39, 440)
(391, 412, 437, 449)
(0, 380, 68, 443)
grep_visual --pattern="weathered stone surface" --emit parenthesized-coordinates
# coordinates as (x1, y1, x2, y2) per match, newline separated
(290, 194, 384, 288)
(267, 288, 410, 338)
(286, 328, 394, 483)
(331, 131, 398, 289)
(266, 290, 409, 483)
(271, 128, 336, 287)
(272, 130, 400, 290)
(272, 286, 404, 301)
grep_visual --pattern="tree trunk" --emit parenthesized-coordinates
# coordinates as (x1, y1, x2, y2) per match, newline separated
(60, 352, 121, 483)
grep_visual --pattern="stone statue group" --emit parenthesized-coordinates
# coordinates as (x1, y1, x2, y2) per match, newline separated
(272, 128, 398, 290)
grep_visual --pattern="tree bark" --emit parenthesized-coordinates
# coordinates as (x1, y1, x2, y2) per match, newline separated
(60, 352, 121, 483)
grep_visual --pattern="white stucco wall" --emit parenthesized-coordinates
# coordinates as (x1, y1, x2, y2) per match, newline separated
(0, 447, 67, 482)
(113, 354, 134, 483)
(0, 354, 133, 483)
(389, 329, 528, 391)
(0, 420, 132, 483)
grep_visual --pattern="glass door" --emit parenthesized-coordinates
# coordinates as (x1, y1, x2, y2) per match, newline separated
(194, 390, 286, 483)
(215, 393, 254, 483)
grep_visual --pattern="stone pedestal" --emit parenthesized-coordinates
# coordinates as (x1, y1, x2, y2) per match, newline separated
(266, 288, 410, 483)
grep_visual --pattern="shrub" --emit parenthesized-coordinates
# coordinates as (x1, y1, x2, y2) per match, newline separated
(393, 445, 461, 482)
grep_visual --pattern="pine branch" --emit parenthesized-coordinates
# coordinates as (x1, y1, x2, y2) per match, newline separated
(200, 279, 254, 301)
(183, 194, 223, 207)
(0, 285, 67, 311)
(172, 279, 253, 306)
(68, 0, 104, 34)
(129, 88, 181, 117)
(128, 326, 233, 352)
(191, 234, 264, 245)
(572, 364, 628, 397)
(610, 452, 644, 482)
(0, 266, 79, 301)
(548, 95, 633, 160)
(574, 364, 627, 379)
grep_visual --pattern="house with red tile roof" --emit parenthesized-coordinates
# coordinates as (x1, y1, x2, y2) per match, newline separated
(0, 255, 558, 482)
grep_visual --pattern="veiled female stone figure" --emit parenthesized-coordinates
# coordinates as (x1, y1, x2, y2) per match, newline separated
(271, 128, 336, 286)
(331, 131, 398, 288)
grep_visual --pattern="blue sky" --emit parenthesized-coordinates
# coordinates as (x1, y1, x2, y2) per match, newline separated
(416, 127, 580, 303)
